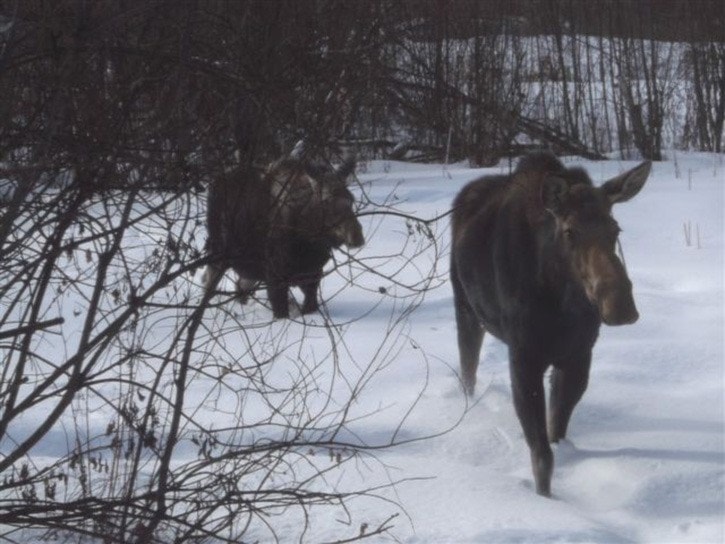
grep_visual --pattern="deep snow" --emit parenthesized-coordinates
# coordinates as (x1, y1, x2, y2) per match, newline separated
(295, 153, 724, 543)
(5, 152, 724, 543)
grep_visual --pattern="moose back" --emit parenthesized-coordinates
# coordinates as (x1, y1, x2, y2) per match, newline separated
(450, 152, 651, 496)
(204, 156, 364, 319)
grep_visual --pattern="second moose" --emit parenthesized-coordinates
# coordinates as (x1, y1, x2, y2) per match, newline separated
(204, 155, 364, 319)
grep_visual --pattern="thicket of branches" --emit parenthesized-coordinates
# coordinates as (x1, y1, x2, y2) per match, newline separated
(369, 0, 724, 164)
(0, 2, 444, 542)
(0, 0, 722, 542)
(1, 1, 722, 173)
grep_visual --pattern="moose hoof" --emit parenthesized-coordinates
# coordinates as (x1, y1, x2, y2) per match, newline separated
(461, 374, 476, 397)
(531, 449, 553, 498)
(535, 483, 552, 498)
(301, 303, 319, 315)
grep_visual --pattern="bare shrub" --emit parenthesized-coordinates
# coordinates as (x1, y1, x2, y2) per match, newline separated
(0, 2, 450, 542)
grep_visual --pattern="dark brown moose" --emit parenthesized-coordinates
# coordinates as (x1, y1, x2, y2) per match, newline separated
(450, 152, 651, 496)
(204, 156, 364, 319)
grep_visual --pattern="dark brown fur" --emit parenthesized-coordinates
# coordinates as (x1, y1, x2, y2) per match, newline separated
(451, 152, 651, 496)
(204, 156, 364, 318)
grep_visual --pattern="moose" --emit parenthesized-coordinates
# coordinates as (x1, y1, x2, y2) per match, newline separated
(450, 152, 651, 496)
(204, 155, 365, 319)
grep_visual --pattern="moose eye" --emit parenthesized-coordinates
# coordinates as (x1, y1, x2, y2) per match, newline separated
(333, 197, 352, 212)
(563, 228, 576, 244)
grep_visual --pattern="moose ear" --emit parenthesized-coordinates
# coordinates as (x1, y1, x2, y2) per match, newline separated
(600, 161, 651, 204)
(335, 157, 356, 181)
(541, 176, 569, 216)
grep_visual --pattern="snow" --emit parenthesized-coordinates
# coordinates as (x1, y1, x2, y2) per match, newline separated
(296, 154, 723, 543)
(4, 153, 724, 542)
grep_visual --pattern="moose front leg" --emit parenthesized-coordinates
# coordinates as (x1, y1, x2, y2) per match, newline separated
(266, 249, 291, 319)
(298, 272, 322, 315)
(510, 352, 553, 497)
(548, 353, 591, 443)
(266, 281, 290, 319)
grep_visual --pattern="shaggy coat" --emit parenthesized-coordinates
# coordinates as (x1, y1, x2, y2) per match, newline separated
(451, 152, 651, 496)
(205, 157, 364, 318)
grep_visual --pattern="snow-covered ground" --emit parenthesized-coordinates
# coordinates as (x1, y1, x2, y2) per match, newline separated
(4, 152, 723, 543)
(295, 153, 723, 543)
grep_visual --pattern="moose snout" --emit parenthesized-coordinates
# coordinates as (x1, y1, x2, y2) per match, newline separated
(340, 220, 365, 248)
(599, 284, 639, 326)
(586, 253, 639, 326)
(602, 304, 639, 326)
(347, 230, 365, 248)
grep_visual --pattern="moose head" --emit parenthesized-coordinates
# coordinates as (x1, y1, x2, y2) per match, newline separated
(542, 161, 651, 325)
(268, 156, 364, 250)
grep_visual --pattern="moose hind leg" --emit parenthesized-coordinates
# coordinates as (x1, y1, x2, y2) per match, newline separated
(202, 263, 224, 295)
(548, 353, 591, 443)
(510, 355, 553, 497)
(236, 275, 257, 305)
(456, 304, 484, 396)
(452, 267, 484, 396)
